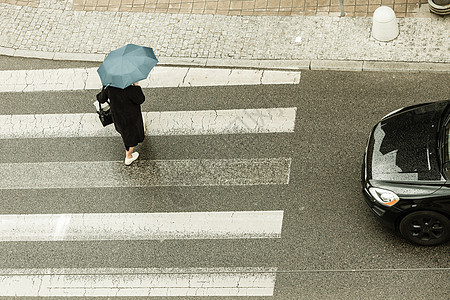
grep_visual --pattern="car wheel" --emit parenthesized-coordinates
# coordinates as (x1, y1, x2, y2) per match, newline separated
(399, 211, 450, 246)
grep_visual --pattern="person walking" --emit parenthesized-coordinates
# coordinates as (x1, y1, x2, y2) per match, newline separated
(97, 82, 145, 165)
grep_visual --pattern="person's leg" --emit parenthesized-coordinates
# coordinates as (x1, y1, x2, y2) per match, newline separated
(125, 146, 134, 159)
(124, 145, 139, 165)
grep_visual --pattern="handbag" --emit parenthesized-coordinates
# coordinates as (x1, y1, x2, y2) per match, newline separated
(95, 100, 113, 127)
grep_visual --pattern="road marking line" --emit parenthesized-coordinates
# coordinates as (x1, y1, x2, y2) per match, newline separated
(274, 267, 450, 273)
(0, 107, 297, 139)
(0, 267, 277, 296)
(0, 157, 292, 189)
(0, 66, 301, 92)
(0, 211, 284, 241)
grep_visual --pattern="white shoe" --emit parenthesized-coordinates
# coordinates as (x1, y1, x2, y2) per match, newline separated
(125, 152, 139, 165)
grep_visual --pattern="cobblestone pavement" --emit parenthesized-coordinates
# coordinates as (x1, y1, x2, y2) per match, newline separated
(0, 0, 448, 68)
(0, 0, 437, 17)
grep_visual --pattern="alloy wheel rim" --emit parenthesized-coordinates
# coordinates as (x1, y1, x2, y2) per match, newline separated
(409, 217, 444, 241)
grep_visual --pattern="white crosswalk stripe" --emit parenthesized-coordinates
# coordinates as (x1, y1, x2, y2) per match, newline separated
(0, 267, 277, 296)
(0, 66, 299, 297)
(0, 67, 301, 92)
(0, 107, 297, 139)
(0, 211, 284, 241)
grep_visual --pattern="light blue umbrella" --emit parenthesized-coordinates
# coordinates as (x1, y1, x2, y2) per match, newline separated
(97, 44, 158, 89)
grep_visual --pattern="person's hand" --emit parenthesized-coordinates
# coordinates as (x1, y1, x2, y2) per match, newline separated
(133, 82, 139, 86)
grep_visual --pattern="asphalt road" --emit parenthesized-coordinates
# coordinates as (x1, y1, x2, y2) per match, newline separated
(0, 56, 449, 298)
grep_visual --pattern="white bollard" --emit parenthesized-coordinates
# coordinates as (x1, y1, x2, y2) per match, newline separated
(372, 6, 399, 42)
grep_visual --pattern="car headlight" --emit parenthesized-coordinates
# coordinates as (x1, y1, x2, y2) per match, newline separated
(368, 187, 400, 206)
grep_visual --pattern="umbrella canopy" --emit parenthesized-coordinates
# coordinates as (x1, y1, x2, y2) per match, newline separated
(97, 44, 158, 89)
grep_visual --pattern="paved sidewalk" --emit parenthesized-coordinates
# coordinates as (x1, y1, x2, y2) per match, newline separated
(0, 0, 437, 17)
(0, 0, 449, 71)
(70, 0, 430, 18)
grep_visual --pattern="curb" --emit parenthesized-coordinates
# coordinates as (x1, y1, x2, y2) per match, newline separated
(1, 46, 449, 73)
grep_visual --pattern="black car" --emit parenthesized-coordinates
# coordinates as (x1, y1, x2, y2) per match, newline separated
(362, 100, 450, 246)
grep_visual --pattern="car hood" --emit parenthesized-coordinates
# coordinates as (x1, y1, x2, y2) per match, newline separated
(366, 101, 448, 182)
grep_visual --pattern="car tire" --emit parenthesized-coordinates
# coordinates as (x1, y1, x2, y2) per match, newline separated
(399, 211, 450, 246)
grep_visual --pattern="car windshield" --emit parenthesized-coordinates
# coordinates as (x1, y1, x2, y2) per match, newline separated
(369, 102, 449, 182)
(441, 107, 450, 179)
(443, 122, 450, 177)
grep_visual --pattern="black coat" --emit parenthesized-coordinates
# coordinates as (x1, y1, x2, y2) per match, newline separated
(97, 85, 145, 148)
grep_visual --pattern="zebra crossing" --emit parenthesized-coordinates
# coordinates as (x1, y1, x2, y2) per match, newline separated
(0, 211, 284, 241)
(0, 267, 278, 296)
(0, 66, 300, 296)
(0, 66, 301, 92)
(0, 107, 297, 138)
